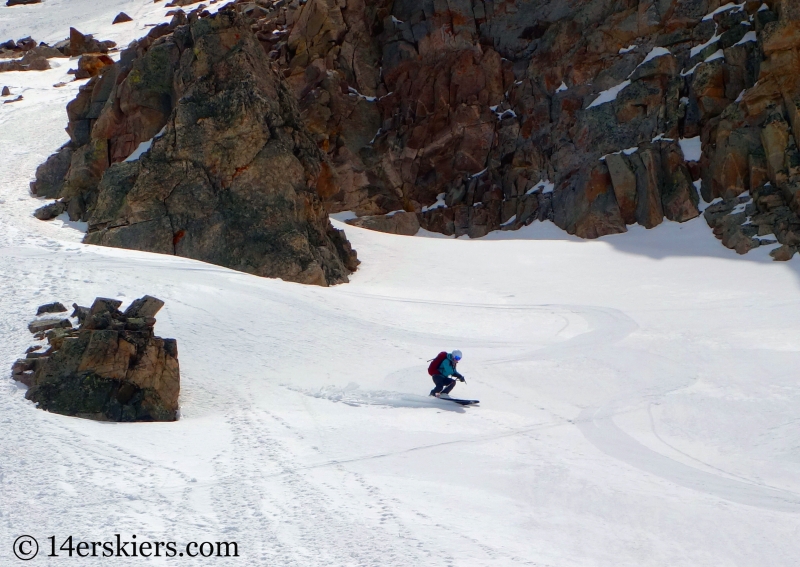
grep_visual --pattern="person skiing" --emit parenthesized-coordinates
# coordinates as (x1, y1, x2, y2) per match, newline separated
(429, 350, 465, 397)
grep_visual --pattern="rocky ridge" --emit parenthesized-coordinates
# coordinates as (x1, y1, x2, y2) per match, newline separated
(29, 0, 800, 259)
(32, 7, 358, 285)
(12, 296, 180, 422)
(217, 0, 799, 257)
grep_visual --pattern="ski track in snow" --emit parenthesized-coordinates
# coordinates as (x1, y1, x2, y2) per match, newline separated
(578, 402, 800, 513)
(2, 1, 800, 566)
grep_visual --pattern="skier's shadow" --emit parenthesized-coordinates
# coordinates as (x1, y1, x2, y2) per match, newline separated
(380, 368, 473, 413)
(344, 393, 468, 413)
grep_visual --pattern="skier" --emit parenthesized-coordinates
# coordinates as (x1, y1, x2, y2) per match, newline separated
(429, 350, 465, 398)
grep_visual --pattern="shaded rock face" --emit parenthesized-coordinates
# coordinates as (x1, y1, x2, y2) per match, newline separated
(12, 296, 180, 422)
(346, 211, 420, 236)
(234, 0, 794, 243)
(33, 9, 358, 285)
(703, 182, 800, 259)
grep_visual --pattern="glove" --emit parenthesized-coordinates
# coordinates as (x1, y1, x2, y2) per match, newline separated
(457, 375, 465, 383)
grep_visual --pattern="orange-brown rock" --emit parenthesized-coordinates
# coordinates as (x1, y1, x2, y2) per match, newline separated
(74, 53, 114, 79)
(30, 0, 800, 256)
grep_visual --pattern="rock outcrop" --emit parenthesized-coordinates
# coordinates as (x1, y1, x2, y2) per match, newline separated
(0, 48, 52, 72)
(60, 27, 116, 57)
(346, 211, 420, 236)
(698, 1, 800, 258)
(32, 8, 358, 285)
(12, 296, 180, 422)
(0, 32, 106, 74)
(30, 0, 800, 258)
(221, 0, 798, 249)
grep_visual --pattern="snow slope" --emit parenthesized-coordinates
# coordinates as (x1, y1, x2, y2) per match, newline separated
(2, 2, 800, 566)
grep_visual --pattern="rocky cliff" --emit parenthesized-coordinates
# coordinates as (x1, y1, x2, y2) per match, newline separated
(226, 0, 799, 257)
(32, 1, 800, 259)
(33, 8, 358, 285)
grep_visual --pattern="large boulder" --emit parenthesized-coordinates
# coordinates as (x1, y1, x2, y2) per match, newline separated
(36, 302, 67, 315)
(34, 8, 358, 285)
(13, 296, 180, 422)
(73, 53, 115, 79)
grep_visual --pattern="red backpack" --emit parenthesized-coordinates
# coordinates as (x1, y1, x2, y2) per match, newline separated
(427, 351, 448, 376)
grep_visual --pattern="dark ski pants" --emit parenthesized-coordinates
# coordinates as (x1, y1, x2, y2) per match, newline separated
(430, 374, 456, 396)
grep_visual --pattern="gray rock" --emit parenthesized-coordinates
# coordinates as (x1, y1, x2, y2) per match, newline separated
(346, 212, 421, 236)
(0, 50, 50, 72)
(11, 358, 36, 387)
(89, 297, 123, 314)
(28, 318, 72, 334)
(770, 244, 797, 261)
(30, 144, 74, 198)
(70, 303, 90, 324)
(123, 295, 164, 319)
(33, 200, 66, 221)
(12, 358, 35, 375)
(36, 302, 68, 315)
(606, 154, 637, 225)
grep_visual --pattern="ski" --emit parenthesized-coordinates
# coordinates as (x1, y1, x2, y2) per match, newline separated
(438, 397, 479, 406)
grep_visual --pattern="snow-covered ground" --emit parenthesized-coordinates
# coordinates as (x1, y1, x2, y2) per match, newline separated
(2, 2, 800, 566)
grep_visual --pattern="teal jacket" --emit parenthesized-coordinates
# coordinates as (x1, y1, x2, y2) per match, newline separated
(437, 355, 463, 379)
